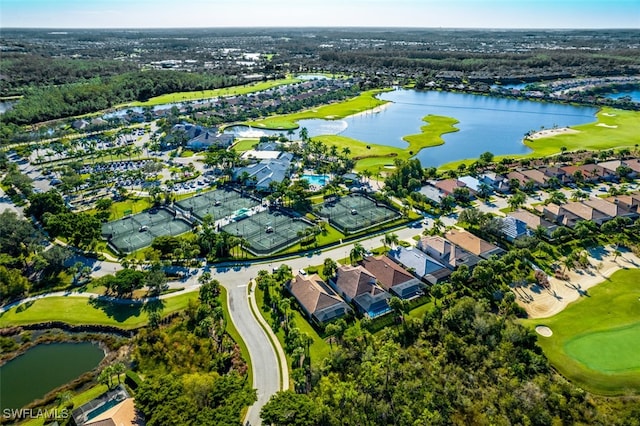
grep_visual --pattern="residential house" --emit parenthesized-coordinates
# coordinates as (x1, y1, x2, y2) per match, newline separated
(457, 175, 483, 194)
(479, 172, 510, 193)
(536, 203, 581, 227)
(287, 274, 352, 325)
(582, 197, 638, 220)
(606, 192, 640, 213)
(387, 246, 452, 284)
(416, 235, 481, 270)
(329, 265, 391, 318)
(419, 184, 444, 203)
(71, 119, 90, 130)
(520, 169, 549, 187)
(499, 216, 532, 242)
(561, 201, 612, 225)
(599, 159, 640, 178)
(542, 166, 572, 185)
(508, 209, 558, 237)
(360, 255, 425, 299)
(506, 170, 534, 189)
(72, 386, 143, 426)
(444, 229, 506, 259)
(434, 178, 466, 196)
(561, 164, 614, 183)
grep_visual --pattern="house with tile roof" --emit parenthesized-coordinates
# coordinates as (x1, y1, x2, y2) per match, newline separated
(536, 203, 581, 228)
(360, 255, 425, 299)
(561, 201, 612, 225)
(287, 274, 352, 325)
(520, 169, 549, 187)
(582, 197, 638, 220)
(434, 178, 467, 196)
(605, 192, 640, 213)
(329, 265, 391, 318)
(416, 235, 481, 270)
(479, 172, 510, 193)
(443, 229, 505, 259)
(387, 246, 452, 284)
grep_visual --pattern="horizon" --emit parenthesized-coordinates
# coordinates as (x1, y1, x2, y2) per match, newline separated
(2, 0, 639, 30)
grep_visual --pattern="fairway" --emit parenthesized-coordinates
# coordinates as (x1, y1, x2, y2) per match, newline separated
(0, 293, 196, 330)
(521, 268, 640, 395)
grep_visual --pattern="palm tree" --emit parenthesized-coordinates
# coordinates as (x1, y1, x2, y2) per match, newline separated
(349, 243, 366, 264)
(299, 127, 309, 142)
(382, 232, 399, 249)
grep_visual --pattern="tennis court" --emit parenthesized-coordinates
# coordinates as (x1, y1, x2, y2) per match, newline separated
(315, 194, 400, 234)
(175, 188, 259, 222)
(221, 209, 315, 255)
(101, 208, 192, 253)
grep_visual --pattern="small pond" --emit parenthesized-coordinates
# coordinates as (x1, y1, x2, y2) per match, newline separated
(0, 342, 104, 410)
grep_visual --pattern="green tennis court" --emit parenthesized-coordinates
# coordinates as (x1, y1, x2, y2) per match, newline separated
(101, 208, 192, 253)
(315, 194, 400, 234)
(221, 209, 315, 255)
(175, 188, 259, 222)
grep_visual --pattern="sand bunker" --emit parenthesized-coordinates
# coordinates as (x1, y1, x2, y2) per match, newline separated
(602, 113, 617, 117)
(514, 246, 640, 319)
(535, 326, 553, 337)
(596, 123, 618, 128)
(527, 127, 579, 140)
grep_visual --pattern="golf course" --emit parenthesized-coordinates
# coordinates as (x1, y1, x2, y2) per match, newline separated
(522, 268, 640, 395)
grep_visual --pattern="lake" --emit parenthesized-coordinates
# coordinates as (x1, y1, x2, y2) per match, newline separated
(603, 89, 640, 102)
(0, 100, 16, 115)
(227, 89, 597, 167)
(0, 342, 104, 410)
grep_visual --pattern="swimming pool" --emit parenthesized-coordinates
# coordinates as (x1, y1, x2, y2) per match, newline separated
(301, 174, 330, 187)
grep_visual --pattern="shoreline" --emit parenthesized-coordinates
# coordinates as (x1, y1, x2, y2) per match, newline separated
(525, 127, 580, 140)
(515, 245, 640, 319)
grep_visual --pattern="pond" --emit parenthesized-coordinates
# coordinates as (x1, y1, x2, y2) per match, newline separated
(0, 342, 105, 410)
(603, 88, 640, 102)
(226, 89, 597, 167)
(0, 100, 16, 115)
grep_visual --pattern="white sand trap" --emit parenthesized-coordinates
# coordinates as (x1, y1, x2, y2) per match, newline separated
(527, 127, 579, 140)
(602, 113, 617, 117)
(536, 326, 553, 337)
(596, 123, 618, 128)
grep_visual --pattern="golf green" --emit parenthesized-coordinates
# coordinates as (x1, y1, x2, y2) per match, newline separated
(565, 323, 640, 373)
(521, 268, 640, 394)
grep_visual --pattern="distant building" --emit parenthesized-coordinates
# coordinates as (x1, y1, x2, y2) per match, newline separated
(233, 153, 294, 191)
(171, 123, 234, 150)
(508, 209, 558, 237)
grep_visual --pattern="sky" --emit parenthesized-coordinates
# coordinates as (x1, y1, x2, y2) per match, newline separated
(1, 0, 639, 29)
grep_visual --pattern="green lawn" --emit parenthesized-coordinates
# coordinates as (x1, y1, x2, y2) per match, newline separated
(0, 292, 197, 330)
(231, 138, 259, 152)
(403, 115, 460, 150)
(22, 383, 109, 426)
(125, 78, 300, 107)
(520, 268, 640, 395)
(246, 89, 391, 130)
(523, 108, 640, 157)
(439, 107, 640, 171)
(220, 286, 252, 386)
(109, 197, 153, 220)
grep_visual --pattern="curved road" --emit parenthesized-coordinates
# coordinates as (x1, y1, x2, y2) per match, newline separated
(0, 222, 425, 425)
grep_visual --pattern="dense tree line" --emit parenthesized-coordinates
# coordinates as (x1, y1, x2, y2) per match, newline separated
(261, 297, 640, 425)
(133, 276, 255, 425)
(0, 54, 136, 96)
(2, 70, 240, 125)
